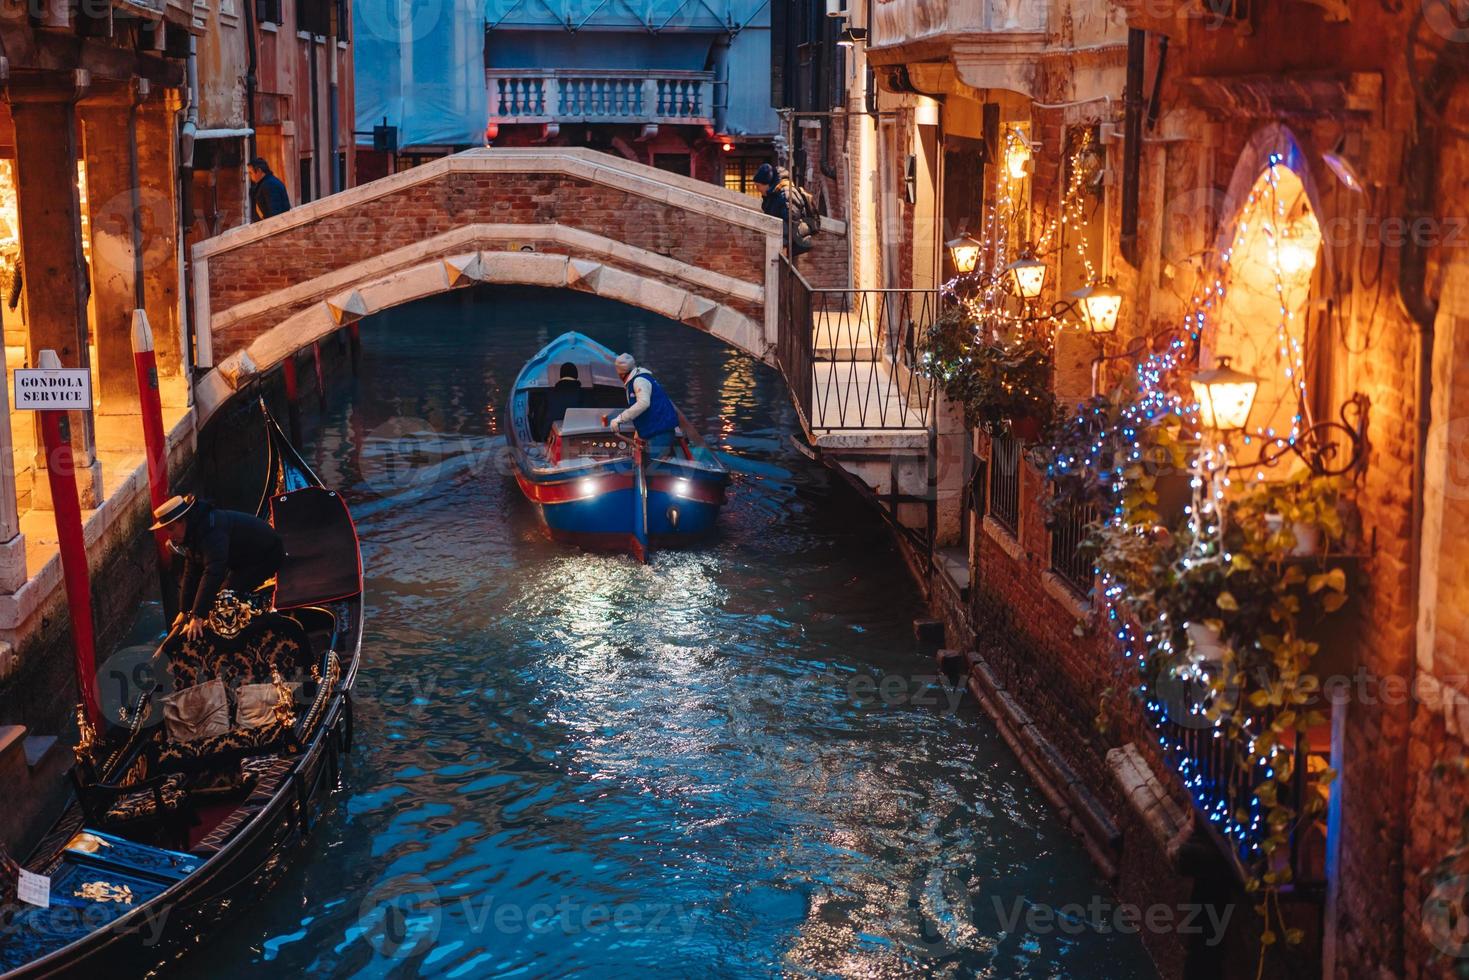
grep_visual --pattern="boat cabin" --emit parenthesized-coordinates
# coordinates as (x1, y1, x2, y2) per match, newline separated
(524, 360, 627, 442)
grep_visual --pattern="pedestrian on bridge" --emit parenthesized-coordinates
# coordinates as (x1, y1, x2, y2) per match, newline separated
(151, 495, 286, 640)
(249, 157, 292, 222)
(754, 162, 817, 258)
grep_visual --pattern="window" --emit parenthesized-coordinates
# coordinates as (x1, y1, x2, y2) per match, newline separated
(653, 154, 690, 178)
(1049, 493, 1099, 597)
(722, 157, 765, 199)
(297, 0, 331, 35)
(255, 0, 280, 23)
(298, 157, 314, 205)
(989, 432, 1021, 534)
(336, 152, 348, 193)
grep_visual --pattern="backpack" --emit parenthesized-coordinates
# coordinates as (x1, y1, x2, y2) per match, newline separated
(788, 183, 821, 238)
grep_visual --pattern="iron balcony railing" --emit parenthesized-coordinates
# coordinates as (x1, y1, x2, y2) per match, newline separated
(808, 287, 936, 432)
(1049, 495, 1100, 596)
(776, 257, 936, 433)
(487, 70, 714, 126)
(990, 432, 1021, 532)
(1155, 704, 1328, 894)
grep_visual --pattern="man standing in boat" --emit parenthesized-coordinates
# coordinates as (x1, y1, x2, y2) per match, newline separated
(151, 495, 286, 640)
(603, 353, 679, 459)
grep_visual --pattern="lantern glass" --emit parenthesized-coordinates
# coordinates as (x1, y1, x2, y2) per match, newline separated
(946, 233, 982, 275)
(1190, 359, 1260, 432)
(1070, 281, 1123, 334)
(1006, 136, 1031, 181)
(1006, 255, 1047, 299)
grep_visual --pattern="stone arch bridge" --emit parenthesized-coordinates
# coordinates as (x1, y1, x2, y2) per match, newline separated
(192, 148, 781, 420)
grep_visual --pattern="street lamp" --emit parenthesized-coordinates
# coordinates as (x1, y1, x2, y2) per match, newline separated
(1005, 249, 1048, 300)
(1069, 279, 1124, 335)
(946, 232, 982, 275)
(1190, 357, 1260, 433)
(1006, 132, 1032, 181)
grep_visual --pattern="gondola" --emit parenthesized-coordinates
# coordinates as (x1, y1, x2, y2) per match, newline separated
(507, 332, 730, 562)
(0, 403, 364, 978)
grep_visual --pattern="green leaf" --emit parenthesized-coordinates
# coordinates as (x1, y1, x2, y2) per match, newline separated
(1217, 591, 1240, 612)
(1286, 928, 1305, 945)
(1321, 592, 1349, 613)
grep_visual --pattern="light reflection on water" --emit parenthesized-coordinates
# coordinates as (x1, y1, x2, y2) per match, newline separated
(183, 287, 1156, 979)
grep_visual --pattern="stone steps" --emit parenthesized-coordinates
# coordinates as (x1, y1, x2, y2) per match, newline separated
(0, 724, 74, 858)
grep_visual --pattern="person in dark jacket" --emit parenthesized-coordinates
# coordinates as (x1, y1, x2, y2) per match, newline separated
(753, 162, 814, 256)
(248, 157, 292, 222)
(151, 495, 286, 640)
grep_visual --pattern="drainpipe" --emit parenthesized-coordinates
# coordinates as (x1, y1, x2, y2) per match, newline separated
(180, 36, 200, 374)
(328, 23, 340, 193)
(309, 34, 322, 199)
(244, 0, 259, 160)
(1119, 28, 1145, 267)
(180, 36, 199, 168)
(709, 34, 730, 136)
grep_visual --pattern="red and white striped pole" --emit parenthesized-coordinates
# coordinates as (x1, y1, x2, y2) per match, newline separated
(131, 311, 170, 568)
(35, 349, 101, 728)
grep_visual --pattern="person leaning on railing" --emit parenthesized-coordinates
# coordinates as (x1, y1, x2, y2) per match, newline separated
(753, 163, 818, 260)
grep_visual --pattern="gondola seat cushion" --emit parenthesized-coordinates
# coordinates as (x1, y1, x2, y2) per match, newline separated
(161, 679, 230, 743)
(104, 773, 188, 823)
(152, 610, 317, 773)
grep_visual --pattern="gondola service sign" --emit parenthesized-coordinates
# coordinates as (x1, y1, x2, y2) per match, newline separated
(13, 367, 92, 411)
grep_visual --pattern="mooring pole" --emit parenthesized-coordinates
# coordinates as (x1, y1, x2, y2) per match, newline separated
(35, 349, 101, 728)
(131, 312, 170, 561)
(312, 341, 326, 408)
(131, 312, 177, 621)
(282, 351, 303, 445)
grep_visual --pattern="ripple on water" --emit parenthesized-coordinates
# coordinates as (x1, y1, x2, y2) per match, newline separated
(181, 287, 1156, 980)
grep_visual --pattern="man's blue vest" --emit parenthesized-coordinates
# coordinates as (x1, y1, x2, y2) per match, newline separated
(624, 369, 679, 438)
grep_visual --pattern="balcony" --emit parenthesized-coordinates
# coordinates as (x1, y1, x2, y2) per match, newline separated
(872, 0, 1046, 47)
(868, 0, 1051, 98)
(487, 70, 715, 127)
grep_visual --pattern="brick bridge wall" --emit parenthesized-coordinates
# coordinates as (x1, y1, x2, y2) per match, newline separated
(194, 149, 780, 372)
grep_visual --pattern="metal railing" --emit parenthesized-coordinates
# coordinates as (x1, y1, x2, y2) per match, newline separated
(990, 432, 1021, 532)
(775, 257, 936, 432)
(808, 287, 936, 431)
(776, 256, 814, 430)
(487, 70, 714, 125)
(1156, 705, 1327, 892)
(1049, 495, 1100, 596)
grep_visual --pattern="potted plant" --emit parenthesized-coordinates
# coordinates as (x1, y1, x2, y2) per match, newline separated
(925, 308, 1056, 438)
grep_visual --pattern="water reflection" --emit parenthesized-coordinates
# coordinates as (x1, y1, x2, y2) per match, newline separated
(181, 287, 1155, 979)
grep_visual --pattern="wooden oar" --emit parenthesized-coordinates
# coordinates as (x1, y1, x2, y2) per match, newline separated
(631, 437, 649, 563)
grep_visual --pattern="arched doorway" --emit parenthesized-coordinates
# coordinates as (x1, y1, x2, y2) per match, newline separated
(1201, 125, 1335, 480)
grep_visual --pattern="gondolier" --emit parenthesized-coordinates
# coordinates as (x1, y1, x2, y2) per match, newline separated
(151, 494, 286, 639)
(603, 353, 679, 457)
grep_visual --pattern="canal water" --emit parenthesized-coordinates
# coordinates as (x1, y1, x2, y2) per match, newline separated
(182, 286, 1156, 978)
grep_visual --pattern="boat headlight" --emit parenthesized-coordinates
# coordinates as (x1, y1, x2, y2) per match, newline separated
(578, 478, 598, 497)
(674, 479, 692, 498)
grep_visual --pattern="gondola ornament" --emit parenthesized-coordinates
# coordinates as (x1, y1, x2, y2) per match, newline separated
(206, 590, 262, 639)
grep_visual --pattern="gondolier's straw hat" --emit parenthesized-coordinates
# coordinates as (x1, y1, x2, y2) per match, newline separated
(615, 353, 636, 373)
(149, 494, 196, 530)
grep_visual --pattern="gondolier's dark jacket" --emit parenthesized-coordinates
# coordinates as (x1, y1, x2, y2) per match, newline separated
(177, 502, 284, 618)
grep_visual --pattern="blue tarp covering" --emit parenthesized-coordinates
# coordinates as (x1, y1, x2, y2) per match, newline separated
(354, 0, 489, 147)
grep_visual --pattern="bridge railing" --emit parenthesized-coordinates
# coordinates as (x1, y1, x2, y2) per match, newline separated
(777, 256, 936, 433)
(487, 69, 715, 126)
